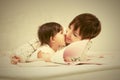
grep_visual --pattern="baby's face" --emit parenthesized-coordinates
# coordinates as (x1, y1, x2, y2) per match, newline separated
(65, 25, 82, 44)
(54, 30, 66, 47)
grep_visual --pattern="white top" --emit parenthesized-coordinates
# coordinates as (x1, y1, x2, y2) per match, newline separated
(28, 44, 55, 62)
(51, 40, 92, 64)
(12, 39, 40, 62)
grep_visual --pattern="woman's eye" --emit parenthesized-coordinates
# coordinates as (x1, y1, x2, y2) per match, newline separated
(73, 33, 77, 37)
(60, 31, 63, 34)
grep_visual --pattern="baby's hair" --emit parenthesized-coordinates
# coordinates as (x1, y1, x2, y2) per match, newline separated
(38, 22, 63, 45)
(69, 13, 101, 40)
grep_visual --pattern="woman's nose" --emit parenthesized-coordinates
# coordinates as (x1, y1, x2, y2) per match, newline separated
(66, 31, 71, 38)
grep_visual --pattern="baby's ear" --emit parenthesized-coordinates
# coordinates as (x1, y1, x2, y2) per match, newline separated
(50, 36, 55, 43)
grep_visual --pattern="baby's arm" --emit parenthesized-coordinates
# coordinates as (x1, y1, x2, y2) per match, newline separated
(11, 39, 40, 64)
(11, 53, 29, 64)
(38, 51, 52, 62)
(50, 48, 66, 64)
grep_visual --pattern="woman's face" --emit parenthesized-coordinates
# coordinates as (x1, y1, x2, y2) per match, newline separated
(65, 25, 82, 44)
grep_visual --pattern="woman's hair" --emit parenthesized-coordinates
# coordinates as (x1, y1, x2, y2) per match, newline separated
(69, 13, 101, 40)
(38, 22, 63, 45)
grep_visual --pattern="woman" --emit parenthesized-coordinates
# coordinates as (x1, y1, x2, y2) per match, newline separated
(50, 13, 101, 64)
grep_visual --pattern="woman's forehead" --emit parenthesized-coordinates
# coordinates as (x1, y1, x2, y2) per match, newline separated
(69, 25, 80, 32)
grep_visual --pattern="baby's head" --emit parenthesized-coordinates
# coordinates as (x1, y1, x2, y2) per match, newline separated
(66, 13, 101, 44)
(38, 22, 65, 51)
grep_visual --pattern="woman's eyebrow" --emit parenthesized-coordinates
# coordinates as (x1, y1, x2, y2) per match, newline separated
(73, 31, 79, 35)
(68, 26, 71, 29)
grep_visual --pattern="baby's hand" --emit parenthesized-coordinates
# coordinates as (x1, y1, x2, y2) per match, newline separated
(38, 51, 52, 62)
(11, 56, 20, 64)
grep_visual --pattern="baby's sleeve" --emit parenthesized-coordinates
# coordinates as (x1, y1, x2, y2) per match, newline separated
(27, 47, 42, 62)
(13, 39, 40, 62)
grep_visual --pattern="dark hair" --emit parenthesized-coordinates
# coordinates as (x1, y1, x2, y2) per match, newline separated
(69, 13, 101, 40)
(38, 22, 63, 45)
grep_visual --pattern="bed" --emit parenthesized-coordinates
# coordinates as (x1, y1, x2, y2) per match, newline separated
(0, 51, 120, 80)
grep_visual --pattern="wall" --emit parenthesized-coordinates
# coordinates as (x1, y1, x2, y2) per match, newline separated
(0, 0, 120, 53)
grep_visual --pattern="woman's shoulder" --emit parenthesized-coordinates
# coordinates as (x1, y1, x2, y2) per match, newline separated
(63, 40, 92, 62)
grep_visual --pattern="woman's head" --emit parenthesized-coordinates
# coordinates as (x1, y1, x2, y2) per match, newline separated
(65, 13, 101, 44)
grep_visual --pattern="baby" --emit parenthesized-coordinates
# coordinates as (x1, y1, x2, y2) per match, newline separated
(11, 22, 65, 64)
(29, 22, 65, 61)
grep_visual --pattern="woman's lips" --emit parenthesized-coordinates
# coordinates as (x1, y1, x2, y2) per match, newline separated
(65, 37, 71, 43)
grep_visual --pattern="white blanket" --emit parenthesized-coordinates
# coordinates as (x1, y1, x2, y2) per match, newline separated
(0, 52, 120, 80)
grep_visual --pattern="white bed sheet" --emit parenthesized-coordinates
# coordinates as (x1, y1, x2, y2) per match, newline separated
(0, 52, 120, 80)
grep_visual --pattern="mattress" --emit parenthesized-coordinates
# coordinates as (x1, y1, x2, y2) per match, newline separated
(0, 52, 120, 80)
